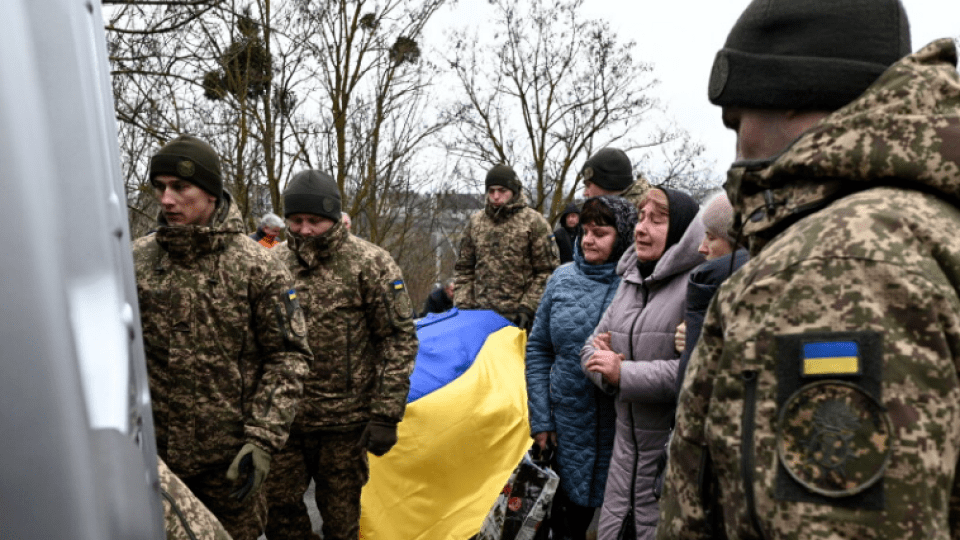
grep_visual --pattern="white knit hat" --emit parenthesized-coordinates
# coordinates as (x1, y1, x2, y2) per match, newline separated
(701, 192, 735, 244)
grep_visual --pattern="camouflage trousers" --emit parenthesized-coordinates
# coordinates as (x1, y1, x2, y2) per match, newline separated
(177, 464, 267, 540)
(264, 426, 369, 540)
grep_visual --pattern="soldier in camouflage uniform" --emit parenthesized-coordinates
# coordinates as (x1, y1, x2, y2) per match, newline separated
(658, 1, 960, 539)
(455, 164, 559, 330)
(580, 147, 651, 208)
(263, 170, 418, 540)
(159, 457, 233, 540)
(133, 136, 310, 540)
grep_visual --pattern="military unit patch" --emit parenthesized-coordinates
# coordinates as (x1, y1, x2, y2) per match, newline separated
(775, 330, 888, 509)
(777, 380, 891, 498)
(386, 279, 413, 326)
(281, 288, 306, 338)
(176, 159, 195, 178)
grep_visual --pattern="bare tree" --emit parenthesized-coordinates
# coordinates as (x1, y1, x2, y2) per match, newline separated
(106, 1, 217, 234)
(442, 0, 691, 220)
(439, 0, 722, 215)
(106, 0, 324, 232)
(641, 131, 723, 202)
(106, 0, 459, 303)
(198, 1, 322, 225)
(293, 0, 449, 246)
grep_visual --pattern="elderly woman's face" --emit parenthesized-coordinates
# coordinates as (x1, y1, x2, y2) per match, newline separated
(635, 190, 669, 262)
(699, 231, 734, 261)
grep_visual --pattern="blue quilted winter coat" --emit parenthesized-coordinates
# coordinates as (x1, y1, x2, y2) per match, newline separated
(525, 250, 620, 508)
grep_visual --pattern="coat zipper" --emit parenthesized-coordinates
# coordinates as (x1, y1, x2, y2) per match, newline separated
(619, 282, 645, 533)
(621, 405, 639, 533)
(345, 324, 352, 392)
(741, 370, 766, 539)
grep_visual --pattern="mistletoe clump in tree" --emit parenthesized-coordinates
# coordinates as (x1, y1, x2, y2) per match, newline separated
(203, 9, 272, 102)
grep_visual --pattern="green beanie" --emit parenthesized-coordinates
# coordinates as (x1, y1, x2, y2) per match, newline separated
(709, 0, 911, 110)
(581, 148, 633, 192)
(485, 164, 521, 195)
(283, 170, 341, 222)
(149, 135, 223, 198)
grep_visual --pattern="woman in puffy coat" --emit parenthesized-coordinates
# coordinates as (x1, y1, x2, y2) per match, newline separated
(526, 195, 638, 539)
(581, 187, 705, 540)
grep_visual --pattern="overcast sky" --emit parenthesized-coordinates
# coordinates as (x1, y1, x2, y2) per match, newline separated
(427, 0, 960, 183)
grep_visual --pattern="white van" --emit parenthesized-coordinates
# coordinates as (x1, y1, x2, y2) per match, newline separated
(1, 0, 163, 538)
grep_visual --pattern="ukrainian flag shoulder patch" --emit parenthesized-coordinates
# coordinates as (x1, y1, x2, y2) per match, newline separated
(802, 340, 860, 376)
(287, 289, 297, 301)
(392, 280, 405, 290)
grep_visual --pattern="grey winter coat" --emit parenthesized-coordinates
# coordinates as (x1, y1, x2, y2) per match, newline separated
(581, 217, 705, 540)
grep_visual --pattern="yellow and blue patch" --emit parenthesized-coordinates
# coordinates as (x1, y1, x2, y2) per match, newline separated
(802, 341, 860, 376)
(287, 289, 297, 301)
(392, 280, 405, 290)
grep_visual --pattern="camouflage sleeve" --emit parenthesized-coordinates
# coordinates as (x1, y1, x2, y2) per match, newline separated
(657, 294, 724, 540)
(519, 214, 560, 314)
(245, 262, 311, 454)
(454, 217, 478, 309)
(159, 457, 233, 540)
(954, 457, 960, 540)
(362, 252, 418, 423)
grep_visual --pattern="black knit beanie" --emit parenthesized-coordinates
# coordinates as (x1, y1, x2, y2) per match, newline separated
(283, 170, 341, 222)
(581, 148, 633, 192)
(709, 0, 911, 110)
(150, 135, 223, 198)
(485, 164, 521, 195)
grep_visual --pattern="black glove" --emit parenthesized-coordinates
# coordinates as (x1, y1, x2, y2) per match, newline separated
(512, 307, 535, 332)
(226, 443, 271, 502)
(359, 420, 399, 457)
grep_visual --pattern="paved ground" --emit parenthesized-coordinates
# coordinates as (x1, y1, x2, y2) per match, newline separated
(258, 480, 602, 539)
(304, 480, 322, 534)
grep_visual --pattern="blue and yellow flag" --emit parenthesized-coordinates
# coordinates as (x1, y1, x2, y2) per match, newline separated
(359, 309, 531, 539)
(802, 340, 861, 376)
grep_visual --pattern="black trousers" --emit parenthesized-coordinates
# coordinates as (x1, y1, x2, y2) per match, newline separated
(544, 485, 597, 540)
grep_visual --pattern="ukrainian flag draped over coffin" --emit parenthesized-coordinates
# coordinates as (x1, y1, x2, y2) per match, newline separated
(359, 309, 531, 539)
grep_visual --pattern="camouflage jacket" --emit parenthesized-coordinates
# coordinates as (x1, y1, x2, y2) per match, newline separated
(618, 174, 652, 209)
(455, 189, 559, 317)
(659, 40, 960, 539)
(159, 457, 233, 540)
(133, 193, 310, 475)
(273, 221, 418, 430)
